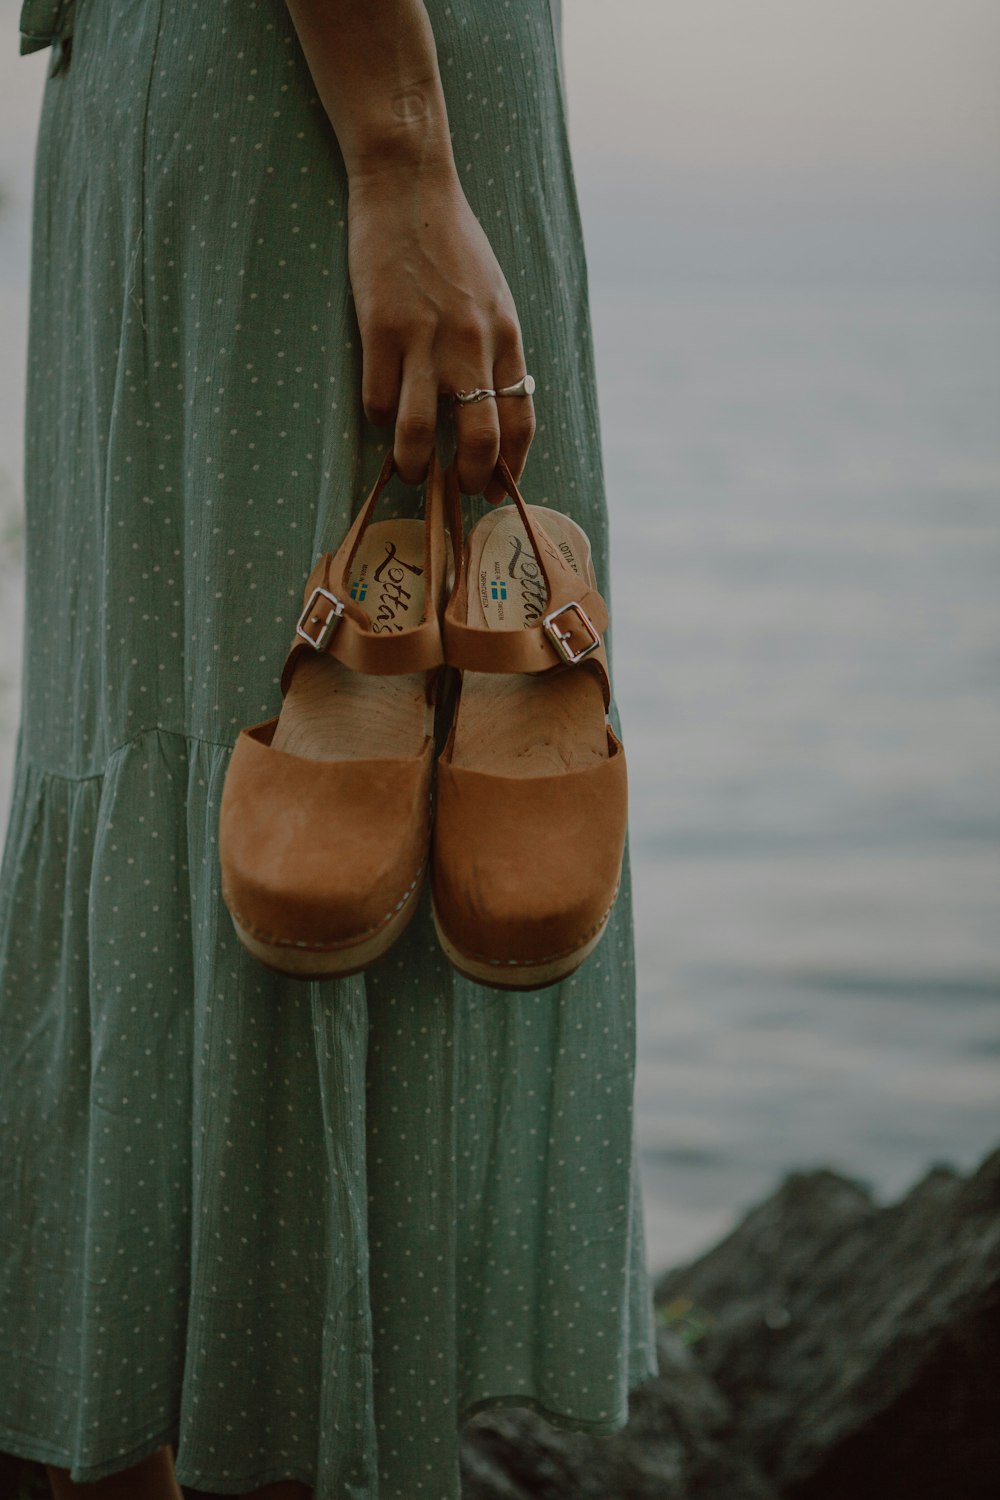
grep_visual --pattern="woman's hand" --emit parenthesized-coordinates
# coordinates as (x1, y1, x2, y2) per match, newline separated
(348, 163, 535, 502)
(284, 0, 532, 497)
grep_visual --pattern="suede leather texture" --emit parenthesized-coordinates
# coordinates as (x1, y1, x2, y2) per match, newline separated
(220, 446, 443, 955)
(432, 731, 627, 966)
(433, 455, 626, 971)
(220, 718, 433, 950)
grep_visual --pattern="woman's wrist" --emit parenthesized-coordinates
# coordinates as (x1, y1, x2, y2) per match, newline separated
(347, 146, 459, 196)
(285, 0, 458, 188)
(339, 68, 456, 183)
(344, 115, 458, 191)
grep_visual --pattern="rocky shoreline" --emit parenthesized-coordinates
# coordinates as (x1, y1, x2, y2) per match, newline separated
(4, 1147, 997, 1498)
(460, 1145, 1000, 1499)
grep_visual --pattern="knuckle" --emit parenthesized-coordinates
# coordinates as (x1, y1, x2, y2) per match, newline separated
(370, 301, 407, 334)
(416, 305, 440, 333)
(396, 412, 436, 446)
(450, 324, 490, 364)
(463, 426, 500, 460)
(495, 314, 522, 350)
(402, 310, 438, 344)
(511, 404, 536, 438)
(363, 312, 394, 341)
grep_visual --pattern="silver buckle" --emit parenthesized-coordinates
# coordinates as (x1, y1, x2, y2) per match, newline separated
(543, 601, 600, 665)
(296, 585, 345, 650)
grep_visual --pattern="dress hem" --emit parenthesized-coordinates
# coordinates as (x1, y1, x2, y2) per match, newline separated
(0, 1357, 662, 1487)
(456, 1360, 661, 1438)
(0, 1421, 178, 1486)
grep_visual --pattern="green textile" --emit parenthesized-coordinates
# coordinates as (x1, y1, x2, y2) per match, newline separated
(0, 1, 658, 1494)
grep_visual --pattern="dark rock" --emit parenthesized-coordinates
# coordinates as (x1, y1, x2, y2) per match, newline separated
(459, 1332, 779, 1499)
(656, 1146, 1000, 1500)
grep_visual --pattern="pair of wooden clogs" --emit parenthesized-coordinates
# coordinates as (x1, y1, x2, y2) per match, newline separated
(218, 449, 627, 991)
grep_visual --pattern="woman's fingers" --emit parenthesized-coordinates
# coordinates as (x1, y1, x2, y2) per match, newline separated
(368, 328, 533, 498)
(451, 384, 501, 497)
(483, 340, 535, 504)
(360, 328, 402, 430)
(348, 173, 535, 498)
(392, 352, 439, 485)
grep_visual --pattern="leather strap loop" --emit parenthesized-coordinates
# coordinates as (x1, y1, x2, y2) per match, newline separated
(442, 589, 608, 673)
(442, 457, 613, 707)
(279, 447, 447, 694)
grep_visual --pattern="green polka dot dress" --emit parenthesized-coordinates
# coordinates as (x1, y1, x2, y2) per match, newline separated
(1, 0, 658, 1492)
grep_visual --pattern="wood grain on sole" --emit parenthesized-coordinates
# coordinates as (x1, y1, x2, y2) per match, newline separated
(231, 882, 423, 981)
(430, 902, 608, 992)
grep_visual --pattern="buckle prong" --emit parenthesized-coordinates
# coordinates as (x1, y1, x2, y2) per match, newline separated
(296, 585, 345, 650)
(543, 601, 600, 665)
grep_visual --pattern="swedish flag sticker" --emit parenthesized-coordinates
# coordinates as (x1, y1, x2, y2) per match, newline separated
(350, 579, 368, 602)
(490, 579, 507, 601)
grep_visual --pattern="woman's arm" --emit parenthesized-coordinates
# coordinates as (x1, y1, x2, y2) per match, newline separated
(284, 0, 535, 500)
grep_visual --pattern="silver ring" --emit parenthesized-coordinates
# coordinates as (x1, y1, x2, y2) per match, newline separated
(452, 386, 494, 405)
(495, 375, 535, 398)
(452, 374, 535, 405)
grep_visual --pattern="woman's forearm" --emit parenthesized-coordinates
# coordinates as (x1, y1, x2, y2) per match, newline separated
(284, 0, 457, 181)
(283, 0, 535, 498)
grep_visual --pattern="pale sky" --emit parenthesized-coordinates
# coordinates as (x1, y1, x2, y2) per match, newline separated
(563, 0, 1000, 197)
(1, 1, 998, 219)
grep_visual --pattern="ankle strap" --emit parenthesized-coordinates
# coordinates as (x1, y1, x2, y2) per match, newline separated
(442, 457, 612, 707)
(279, 447, 447, 692)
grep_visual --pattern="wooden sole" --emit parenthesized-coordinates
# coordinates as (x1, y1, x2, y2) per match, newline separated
(231, 876, 423, 980)
(431, 900, 610, 992)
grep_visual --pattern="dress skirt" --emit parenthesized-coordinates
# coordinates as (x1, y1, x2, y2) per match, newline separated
(0, 1, 659, 1494)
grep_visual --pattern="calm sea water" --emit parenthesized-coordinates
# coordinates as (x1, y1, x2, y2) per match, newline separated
(1, 158, 998, 1270)
(585, 197, 1000, 1267)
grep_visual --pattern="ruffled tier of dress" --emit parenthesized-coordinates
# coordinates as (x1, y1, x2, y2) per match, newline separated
(0, 726, 657, 1492)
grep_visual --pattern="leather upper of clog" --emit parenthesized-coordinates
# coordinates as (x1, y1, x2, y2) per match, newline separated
(218, 447, 446, 961)
(432, 456, 628, 977)
(220, 717, 434, 951)
(431, 729, 627, 968)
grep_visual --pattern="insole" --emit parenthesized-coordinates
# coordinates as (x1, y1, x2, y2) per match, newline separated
(272, 520, 430, 761)
(450, 505, 609, 777)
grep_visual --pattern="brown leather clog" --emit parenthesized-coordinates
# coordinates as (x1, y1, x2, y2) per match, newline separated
(432, 457, 628, 990)
(219, 447, 448, 979)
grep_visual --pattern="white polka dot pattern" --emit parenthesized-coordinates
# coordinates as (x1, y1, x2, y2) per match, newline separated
(1, 0, 659, 1492)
